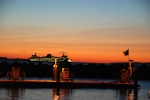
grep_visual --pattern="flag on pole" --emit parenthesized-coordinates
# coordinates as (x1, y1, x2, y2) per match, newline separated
(123, 49, 129, 56)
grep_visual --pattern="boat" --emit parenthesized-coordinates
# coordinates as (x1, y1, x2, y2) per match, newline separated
(29, 53, 71, 62)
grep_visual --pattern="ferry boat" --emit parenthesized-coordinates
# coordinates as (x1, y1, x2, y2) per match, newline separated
(29, 53, 71, 62)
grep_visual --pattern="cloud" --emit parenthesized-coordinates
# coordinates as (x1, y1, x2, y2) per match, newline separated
(22, 51, 27, 52)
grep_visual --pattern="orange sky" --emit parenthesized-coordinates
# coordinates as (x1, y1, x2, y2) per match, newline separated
(0, 0, 150, 63)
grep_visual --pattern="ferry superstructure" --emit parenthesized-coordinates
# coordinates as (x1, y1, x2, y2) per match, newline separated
(29, 53, 71, 62)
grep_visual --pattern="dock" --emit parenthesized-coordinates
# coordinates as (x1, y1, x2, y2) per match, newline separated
(1, 57, 140, 89)
(0, 80, 140, 88)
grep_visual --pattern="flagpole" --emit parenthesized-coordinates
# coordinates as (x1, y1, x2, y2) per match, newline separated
(128, 48, 129, 61)
(128, 49, 129, 72)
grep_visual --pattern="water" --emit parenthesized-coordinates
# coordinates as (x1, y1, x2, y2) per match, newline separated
(0, 78, 150, 100)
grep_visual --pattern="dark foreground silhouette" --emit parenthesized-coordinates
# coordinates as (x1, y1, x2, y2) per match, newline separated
(0, 61, 150, 80)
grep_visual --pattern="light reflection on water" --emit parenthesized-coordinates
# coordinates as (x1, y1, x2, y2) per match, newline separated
(0, 79, 150, 100)
(0, 88, 139, 100)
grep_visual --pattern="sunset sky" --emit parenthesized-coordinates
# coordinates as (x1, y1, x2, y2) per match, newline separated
(0, 0, 150, 63)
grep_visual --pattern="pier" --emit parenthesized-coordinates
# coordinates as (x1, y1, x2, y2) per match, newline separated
(0, 80, 140, 88)
(0, 56, 140, 89)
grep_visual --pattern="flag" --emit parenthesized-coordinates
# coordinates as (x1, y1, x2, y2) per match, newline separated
(123, 49, 129, 56)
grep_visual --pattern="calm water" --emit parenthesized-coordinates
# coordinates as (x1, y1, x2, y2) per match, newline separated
(0, 78, 150, 100)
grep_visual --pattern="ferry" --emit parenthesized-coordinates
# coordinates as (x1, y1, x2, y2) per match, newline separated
(29, 53, 71, 62)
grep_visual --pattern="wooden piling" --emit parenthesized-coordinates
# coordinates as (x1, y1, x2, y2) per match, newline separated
(133, 66, 138, 88)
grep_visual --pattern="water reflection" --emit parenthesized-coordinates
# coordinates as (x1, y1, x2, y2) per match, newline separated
(53, 88, 60, 100)
(147, 90, 150, 99)
(116, 89, 138, 100)
(53, 88, 72, 100)
(6, 88, 25, 100)
(1, 88, 139, 100)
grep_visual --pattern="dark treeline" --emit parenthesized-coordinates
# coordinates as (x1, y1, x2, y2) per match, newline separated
(0, 61, 150, 80)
